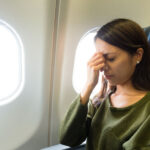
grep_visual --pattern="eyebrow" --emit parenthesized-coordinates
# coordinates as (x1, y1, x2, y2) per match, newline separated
(103, 53, 117, 58)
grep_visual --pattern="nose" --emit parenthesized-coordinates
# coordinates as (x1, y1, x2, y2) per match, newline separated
(100, 64, 109, 73)
(103, 63, 109, 72)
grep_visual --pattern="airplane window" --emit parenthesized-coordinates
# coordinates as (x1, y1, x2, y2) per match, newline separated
(0, 20, 24, 105)
(73, 27, 102, 98)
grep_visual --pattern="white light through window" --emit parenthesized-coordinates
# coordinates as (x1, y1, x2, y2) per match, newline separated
(73, 27, 102, 98)
(0, 20, 24, 105)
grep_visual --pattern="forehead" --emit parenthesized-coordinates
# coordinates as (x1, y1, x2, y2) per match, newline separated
(95, 38, 121, 55)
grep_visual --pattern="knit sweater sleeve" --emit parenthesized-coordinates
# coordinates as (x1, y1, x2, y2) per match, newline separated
(59, 95, 89, 147)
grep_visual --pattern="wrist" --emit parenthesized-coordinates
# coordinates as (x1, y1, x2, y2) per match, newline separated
(80, 83, 94, 105)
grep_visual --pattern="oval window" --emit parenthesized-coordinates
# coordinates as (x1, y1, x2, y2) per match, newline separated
(72, 27, 102, 98)
(0, 20, 24, 105)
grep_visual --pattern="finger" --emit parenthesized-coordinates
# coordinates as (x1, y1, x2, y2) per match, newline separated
(91, 63, 105, 71)
(89, 58, 105, 66)
(89, 52, 103, 62)
(88, 54, 104, 66)
(101, 74, 105, 82)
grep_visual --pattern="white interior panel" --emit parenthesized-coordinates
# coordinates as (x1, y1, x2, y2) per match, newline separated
(50, 0, 150, 145)
(0, 0, 56, 149)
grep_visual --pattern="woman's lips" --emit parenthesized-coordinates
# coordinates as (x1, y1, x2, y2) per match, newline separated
(104, 74, 113, 79)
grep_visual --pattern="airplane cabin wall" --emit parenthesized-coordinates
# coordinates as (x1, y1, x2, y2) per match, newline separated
(0, 0, 56, 149)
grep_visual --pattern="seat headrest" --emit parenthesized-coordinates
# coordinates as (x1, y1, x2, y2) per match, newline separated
(144, 26, 150, 44)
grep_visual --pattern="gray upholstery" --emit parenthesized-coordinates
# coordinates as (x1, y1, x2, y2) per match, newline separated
(144, 26, 150, 44)
(41, 143, 85, 150)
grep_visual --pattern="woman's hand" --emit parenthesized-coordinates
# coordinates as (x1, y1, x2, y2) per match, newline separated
(86, 52, 105, 88)
(80, 52, 105, 105)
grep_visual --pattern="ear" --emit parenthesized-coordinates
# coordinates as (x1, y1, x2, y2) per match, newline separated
(135, 48, 144, 63)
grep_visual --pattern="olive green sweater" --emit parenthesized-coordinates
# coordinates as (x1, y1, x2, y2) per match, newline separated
(60, 92, 150, 150)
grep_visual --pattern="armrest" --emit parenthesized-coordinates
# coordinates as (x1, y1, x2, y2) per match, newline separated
(41, 143, 86, 150)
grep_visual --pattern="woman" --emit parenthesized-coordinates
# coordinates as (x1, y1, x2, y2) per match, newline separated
(59, 18, 150, 150)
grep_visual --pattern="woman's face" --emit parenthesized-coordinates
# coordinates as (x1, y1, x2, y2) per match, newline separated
(95, 38, 138, 86)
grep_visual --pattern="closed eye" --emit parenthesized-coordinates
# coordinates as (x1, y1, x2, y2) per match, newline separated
(103, 54, 116, 62)
(107, 58, 115, 62)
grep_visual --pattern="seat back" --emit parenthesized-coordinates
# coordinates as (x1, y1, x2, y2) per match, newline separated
(144, 26, 150, 44)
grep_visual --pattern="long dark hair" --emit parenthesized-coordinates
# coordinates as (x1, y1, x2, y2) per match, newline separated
(92, 18, 150, 106)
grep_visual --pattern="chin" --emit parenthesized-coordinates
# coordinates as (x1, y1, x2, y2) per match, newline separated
(108, 80, 116, 86)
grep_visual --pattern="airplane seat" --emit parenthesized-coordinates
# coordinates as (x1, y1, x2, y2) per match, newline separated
(41, 143, 86, 150)
(144, 26, 150, 44)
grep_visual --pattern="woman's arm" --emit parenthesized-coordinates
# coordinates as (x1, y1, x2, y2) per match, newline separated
(59, 95, 88, 147)
(59, 52, 105, 147)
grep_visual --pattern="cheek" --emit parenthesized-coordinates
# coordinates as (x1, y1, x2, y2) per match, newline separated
(112, 56, 134, 73)
(110, 60, 126, 74)
(114, 61, 135, 80)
